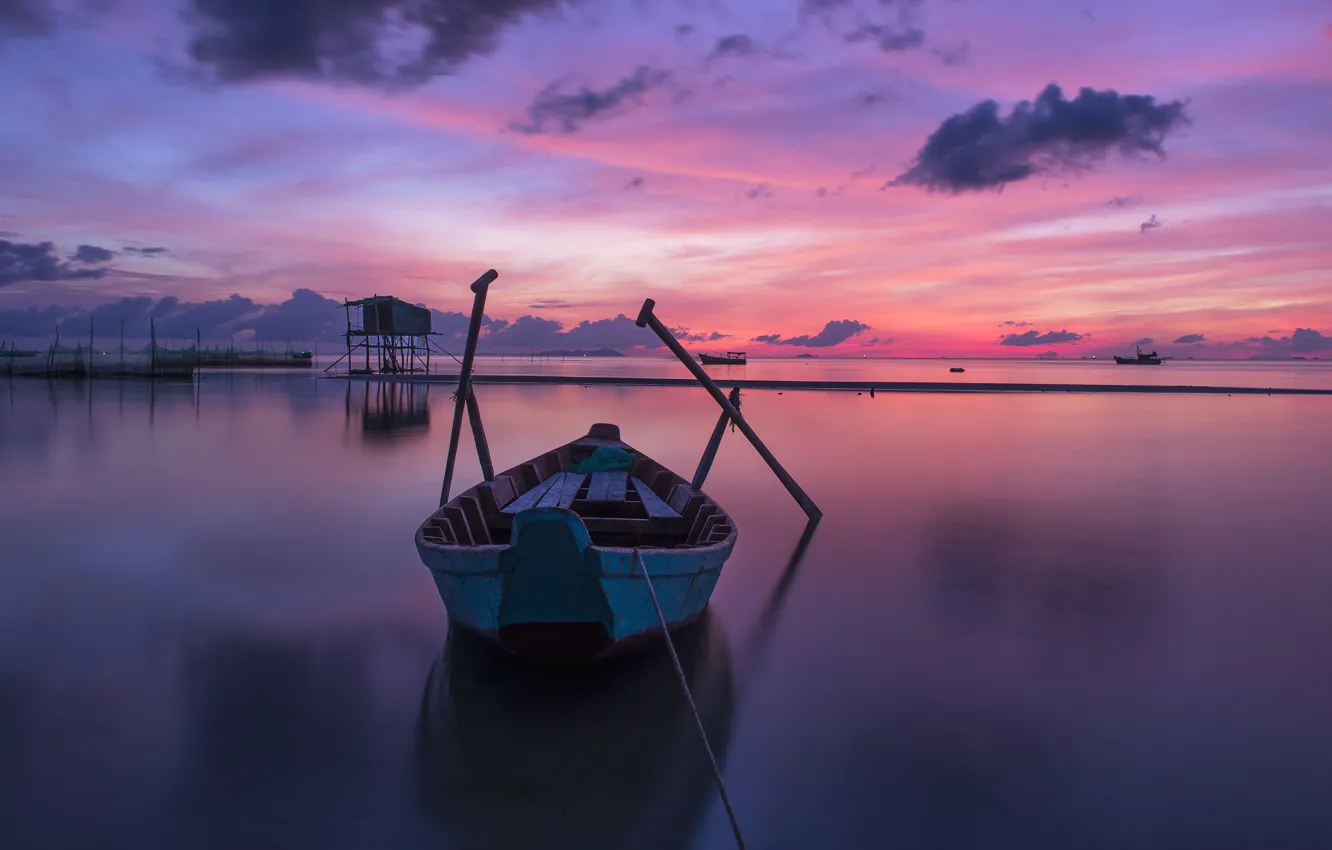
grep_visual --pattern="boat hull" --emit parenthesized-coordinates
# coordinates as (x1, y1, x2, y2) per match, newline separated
(698, 355, 744, 365)
(417, 509, 735, 664)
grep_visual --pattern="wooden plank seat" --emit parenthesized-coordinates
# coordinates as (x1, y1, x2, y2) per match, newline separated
(632, 476, 682, 520)
(585, 470, 629, 503)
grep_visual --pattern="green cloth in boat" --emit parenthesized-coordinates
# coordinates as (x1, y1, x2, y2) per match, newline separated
(572, 446, 636, 473)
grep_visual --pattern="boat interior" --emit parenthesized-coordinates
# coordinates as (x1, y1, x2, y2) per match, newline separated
(420, 424, 735, 550)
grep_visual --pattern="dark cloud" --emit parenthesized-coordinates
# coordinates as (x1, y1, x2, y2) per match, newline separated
(247, 288, 343, 341)
(709, 33, 761, 61)
(706, 32, 800, 65)
(180, 0, 574, 89)
(0, 0, 53, 37)
(753, 319, 871, 347)
(1174, 333, 1205, 344)
(54, 296, 181, 338)
(509, 65, 673, 134)
(1140, 213, 1161, 233)
(1287, 328, 1332, 353)
(0, 230, 18, 237)
(528, 299, 571, 309)
(846, 21, 925, 52)
(674, 23, 694, 38)
(856, 89, 897, 107)
(1, 240, 111, 287)
(931, 40, 971, 66)
(0, 304, 75, 337)
(154, 294, 260, 338)
(999, 328, 1086, 346)
(1108, 195, 1142, 208)
(124, 246, 169, 257)
(889, 83, 1190, 193)
(850, 165, 876, 179)
(1000, 320, 1033, 327)
(1242, 328, 1332, 358)
(671, 327, 729, 343)
(1135, 337, 1154, 345)
(482, 313, 661, 352)
(624, 176, 644, 190)
(72, 244, 116, 264)
(746, 184, 774, 200)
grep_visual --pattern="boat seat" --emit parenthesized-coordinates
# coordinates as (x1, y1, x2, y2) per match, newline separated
(585, 470, 629, 503)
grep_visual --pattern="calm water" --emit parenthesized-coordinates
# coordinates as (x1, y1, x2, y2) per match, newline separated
(2, 372, 1331, 850)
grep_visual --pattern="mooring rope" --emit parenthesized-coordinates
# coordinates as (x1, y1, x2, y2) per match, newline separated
(635, 551, 747, 849)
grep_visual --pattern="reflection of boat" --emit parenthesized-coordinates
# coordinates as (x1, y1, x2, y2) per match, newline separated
(415, 615, 733, 850)
(416, 423, 737, 664)
(698, 351, 745, 365)
(1114, 345, 1162, 365)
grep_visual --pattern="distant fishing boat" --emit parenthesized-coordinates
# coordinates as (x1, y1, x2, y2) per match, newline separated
(698, 351, 745, 365)
(417, 423, 737, 664)
(1114, 345, 1163, 365)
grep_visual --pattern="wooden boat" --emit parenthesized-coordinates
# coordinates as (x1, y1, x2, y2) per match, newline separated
(415, 423, 737, 665)
(698, 351, 745, 365)
(1114, 345, 1163, 365)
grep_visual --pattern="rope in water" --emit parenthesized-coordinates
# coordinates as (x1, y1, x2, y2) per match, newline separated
(635, 551, 747, 850)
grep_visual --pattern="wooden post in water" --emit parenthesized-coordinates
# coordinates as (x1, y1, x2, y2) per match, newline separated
(150, 317, 157, 378)
(636, 298, 821, 520)
(439, 269, 499, 506)
(692, 386, 741, 490)
(119, 319, 125, 373)
(89, 317, 94, 377)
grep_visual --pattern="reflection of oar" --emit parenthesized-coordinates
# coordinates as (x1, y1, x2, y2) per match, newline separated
(732, 515, 821, 703)
(636, 552, 747, 850)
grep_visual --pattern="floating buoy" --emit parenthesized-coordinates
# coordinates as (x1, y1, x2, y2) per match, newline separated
(950, 367, 965, 373)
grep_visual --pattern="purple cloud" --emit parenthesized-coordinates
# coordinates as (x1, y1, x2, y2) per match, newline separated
(753, 319, 870, 347)
(510, 66, 673, 134)
(1, 240, 111, 287)
(1000, 328, 1086, 346)
(890, 84, 1190, 193)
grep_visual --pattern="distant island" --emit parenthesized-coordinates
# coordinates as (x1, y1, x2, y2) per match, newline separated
(795, 353, 818, 359)
(529, 348, 624, 358)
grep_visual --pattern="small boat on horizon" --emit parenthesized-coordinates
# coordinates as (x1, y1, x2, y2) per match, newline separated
(698, 351, 746, 365)
(416, 423, 737, 665)
(1114, 345, 1163, 365)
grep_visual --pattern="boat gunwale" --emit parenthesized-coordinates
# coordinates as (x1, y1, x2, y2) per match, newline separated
(415, 427, 737, 559)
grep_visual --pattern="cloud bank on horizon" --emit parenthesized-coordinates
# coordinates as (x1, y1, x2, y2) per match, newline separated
(0, 0, 1329, 357)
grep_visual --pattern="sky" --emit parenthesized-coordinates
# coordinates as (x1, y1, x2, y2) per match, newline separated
(1, 0, 1330, 358)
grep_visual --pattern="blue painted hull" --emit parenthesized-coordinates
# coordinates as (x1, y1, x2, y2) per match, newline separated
(416, 510, 736, 662)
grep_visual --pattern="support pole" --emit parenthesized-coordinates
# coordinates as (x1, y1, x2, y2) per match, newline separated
(465, 393, 494, 482)
(692, 386, 740, 490)
(636, 299, 821, 520)
(439, 269, 499, 506)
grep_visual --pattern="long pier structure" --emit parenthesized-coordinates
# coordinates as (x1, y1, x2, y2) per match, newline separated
(329, 372, 1332, 396)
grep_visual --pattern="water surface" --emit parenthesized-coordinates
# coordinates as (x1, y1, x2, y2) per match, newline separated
(2, 373, 1330, 849)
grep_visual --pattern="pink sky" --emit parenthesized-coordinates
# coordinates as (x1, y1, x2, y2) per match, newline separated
(0, 0, 1329, 358)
